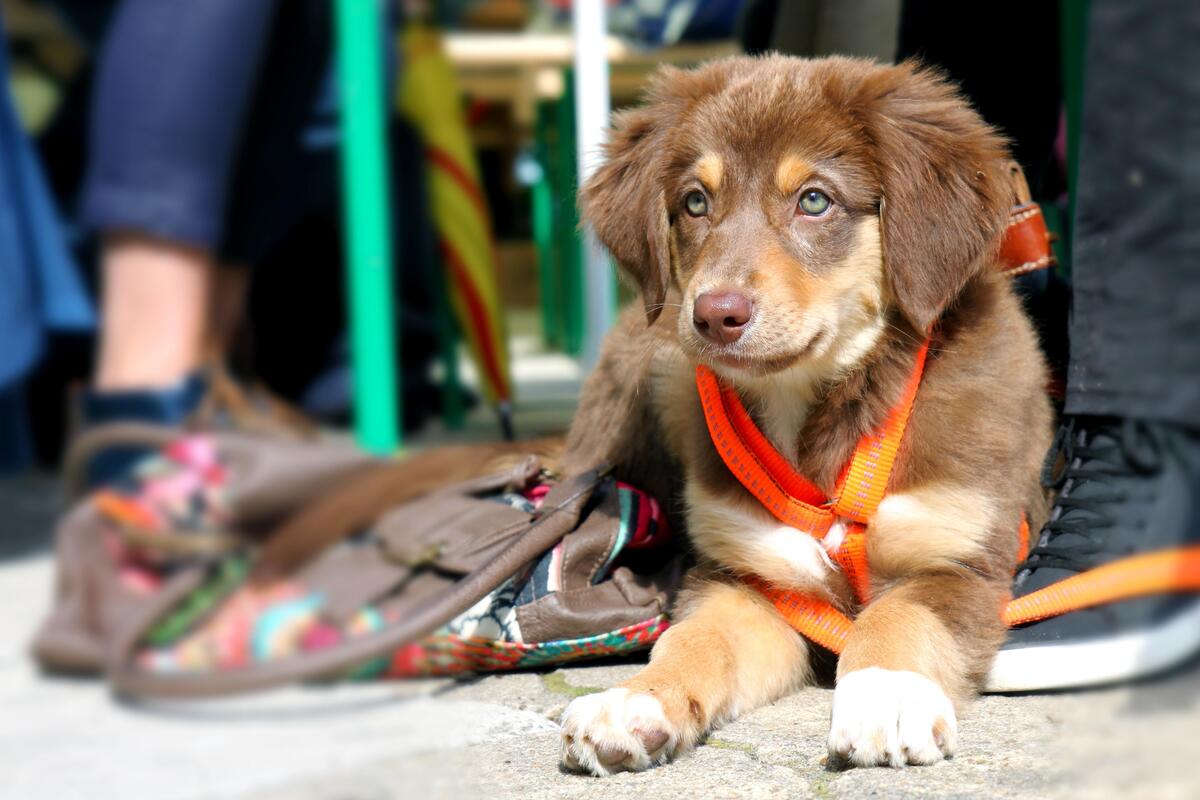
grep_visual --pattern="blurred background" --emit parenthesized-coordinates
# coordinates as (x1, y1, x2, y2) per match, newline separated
(1, 1, 1196, 799)
(1, 0, 760, 467)
(0, 0, 1072, 469)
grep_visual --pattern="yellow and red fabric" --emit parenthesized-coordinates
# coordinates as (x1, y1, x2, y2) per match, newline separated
(396, 26, 511, 405)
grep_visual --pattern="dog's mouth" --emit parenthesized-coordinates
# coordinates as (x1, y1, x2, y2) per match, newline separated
(701, 328, 830, 376)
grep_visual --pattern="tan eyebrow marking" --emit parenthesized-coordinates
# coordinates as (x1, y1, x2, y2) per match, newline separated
(775, 155, 813, 195)
(695, 153, 724, 193)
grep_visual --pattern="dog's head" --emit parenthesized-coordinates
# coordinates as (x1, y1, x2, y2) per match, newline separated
(581, 56, 1011, 378)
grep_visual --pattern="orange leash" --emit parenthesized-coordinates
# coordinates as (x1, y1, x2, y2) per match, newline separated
(698, 341, 1200, 655)
(1005, 546, 1200, 626)
(695, 195, 1195, 652)
(752, 547, 1200, 657)
(750, 546, 1200, 657)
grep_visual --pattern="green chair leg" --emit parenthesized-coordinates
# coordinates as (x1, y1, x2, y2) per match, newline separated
(334, 0, 400, 454)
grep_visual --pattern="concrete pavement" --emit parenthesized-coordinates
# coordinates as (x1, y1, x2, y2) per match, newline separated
(3, 472, 1198, 800)
(3, 328, 1198, 799)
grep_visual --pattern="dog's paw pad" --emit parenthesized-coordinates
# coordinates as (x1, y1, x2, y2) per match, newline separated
(828, 667, 957, 768)
(559, 688, 677, 776)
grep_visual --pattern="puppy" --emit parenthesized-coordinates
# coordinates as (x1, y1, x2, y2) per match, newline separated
(557, 56, 1052, 773)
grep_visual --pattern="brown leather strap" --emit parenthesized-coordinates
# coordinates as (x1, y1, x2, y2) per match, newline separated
(1000, 202, 1056, 277)
(250, 450, 545, 580)
(998, 161, 1056, 278)
(106, 466, 609, 700)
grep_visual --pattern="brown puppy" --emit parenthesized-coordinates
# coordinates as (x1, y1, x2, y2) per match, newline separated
(557, 56, 1052, 773)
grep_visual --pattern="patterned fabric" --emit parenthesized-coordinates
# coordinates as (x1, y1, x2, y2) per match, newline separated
(96, 438, 672, 680)
(388, 615, 671, 678)
(94, 435, 231, 544)
(447, 573, 525, 641)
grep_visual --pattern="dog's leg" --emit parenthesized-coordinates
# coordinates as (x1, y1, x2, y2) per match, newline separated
(828, 572, 1007, 768)
(559, 579, 812, 776)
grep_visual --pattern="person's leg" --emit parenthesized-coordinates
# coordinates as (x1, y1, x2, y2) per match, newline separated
(76, 0, 281, 483)
(207, 264, 250, 361)
(1062, 5, 1200, 425)
(94, 235, 211, 391)
(82, 0, 281, 394)
(992, 0, 1200, 691)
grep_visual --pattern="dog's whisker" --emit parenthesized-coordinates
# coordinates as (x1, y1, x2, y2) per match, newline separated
(880, 321, 925, 347)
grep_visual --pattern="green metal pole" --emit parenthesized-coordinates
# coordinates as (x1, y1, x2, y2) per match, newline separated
(335, 0, 400, 453)
(533, 100, 562, 350)
(557, 68, 584, 357)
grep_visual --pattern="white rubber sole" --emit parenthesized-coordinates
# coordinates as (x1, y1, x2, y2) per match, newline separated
(986, 600, 1200, 693)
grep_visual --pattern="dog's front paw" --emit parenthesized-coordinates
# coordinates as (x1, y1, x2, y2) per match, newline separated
(559, 688, 678, 776)
(827, 667, 957, 768)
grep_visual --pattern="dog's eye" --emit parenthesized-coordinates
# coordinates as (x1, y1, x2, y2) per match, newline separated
(798, 190, 831, 216)
(685, 191, 708, 217)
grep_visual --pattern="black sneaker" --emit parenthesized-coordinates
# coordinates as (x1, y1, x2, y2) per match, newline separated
(988, 416, 1200, 691)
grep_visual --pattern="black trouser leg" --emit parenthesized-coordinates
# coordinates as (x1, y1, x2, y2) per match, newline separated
(1064, 0, 1200, 428)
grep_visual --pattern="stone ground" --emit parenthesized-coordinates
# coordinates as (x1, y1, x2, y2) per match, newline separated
(2, 331, 1199, 799)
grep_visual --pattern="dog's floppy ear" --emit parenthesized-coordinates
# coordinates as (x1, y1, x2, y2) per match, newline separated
(579, 98, 674, 324)
(863, 62, 1012, 332)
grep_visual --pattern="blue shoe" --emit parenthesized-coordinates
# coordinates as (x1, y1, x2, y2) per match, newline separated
(78, 371, 207, 487)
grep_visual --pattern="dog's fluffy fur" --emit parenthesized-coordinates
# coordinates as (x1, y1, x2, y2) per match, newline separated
(557, 56, 1053, 773)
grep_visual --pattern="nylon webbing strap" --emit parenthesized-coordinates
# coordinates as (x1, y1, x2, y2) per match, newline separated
(830, 342, 929, 523)
(1005, 546, 1200, 627)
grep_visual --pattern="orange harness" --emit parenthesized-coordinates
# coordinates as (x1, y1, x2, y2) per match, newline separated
(696, 340, 930, 612)
(698, 346, 1200, 653)
(696, 191, 1200, 653)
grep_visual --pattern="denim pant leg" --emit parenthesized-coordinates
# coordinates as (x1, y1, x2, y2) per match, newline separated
(79, 0, 282, 250)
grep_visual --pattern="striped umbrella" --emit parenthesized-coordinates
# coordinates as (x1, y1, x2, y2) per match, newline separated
(396, 25, 512, 408)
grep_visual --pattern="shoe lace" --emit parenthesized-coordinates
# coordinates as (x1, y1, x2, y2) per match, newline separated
(1017, 416, 1165, 575)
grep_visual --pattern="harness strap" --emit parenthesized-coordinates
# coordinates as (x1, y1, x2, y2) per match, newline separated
(831, 342, 929, 523)
(746, 576, 854, 653)
(832, 524, 872, 602)
(696, 340, 931, 540)
(696, 369, 835, 536)
(1017, 517, 1031, 563)
(697, 340, 930, 607)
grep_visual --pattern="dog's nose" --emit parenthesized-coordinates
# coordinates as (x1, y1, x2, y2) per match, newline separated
(693, 291, 755, 345)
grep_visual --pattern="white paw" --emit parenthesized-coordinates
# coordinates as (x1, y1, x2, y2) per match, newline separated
(828, 668, 958, 768)
(559, 688, 678, 776)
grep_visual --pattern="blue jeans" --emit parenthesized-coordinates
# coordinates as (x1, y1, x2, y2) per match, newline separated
(76, 0, 333, 263)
